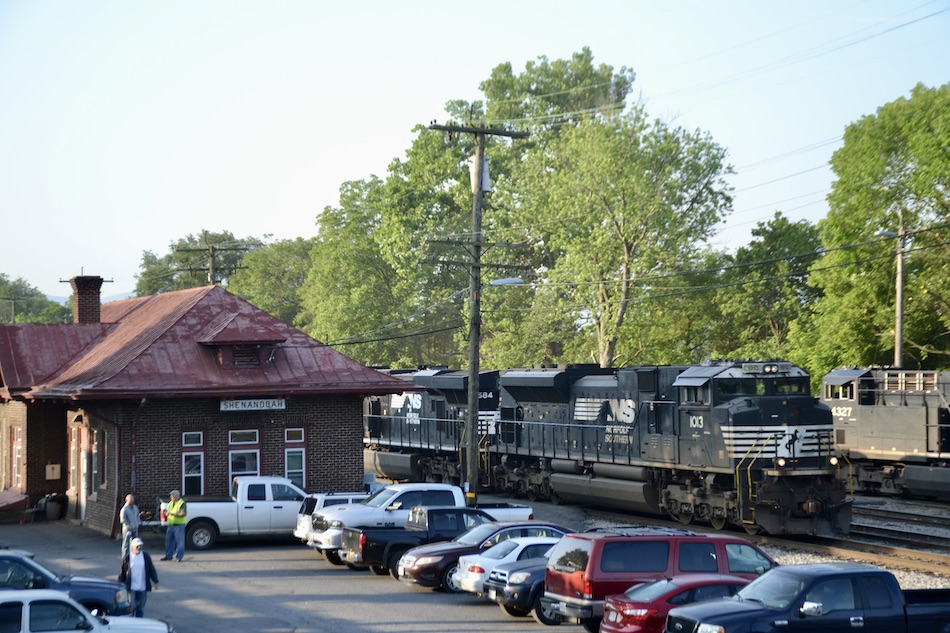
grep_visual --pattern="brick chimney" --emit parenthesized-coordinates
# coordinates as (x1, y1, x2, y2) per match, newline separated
(70, 276, 103, 323)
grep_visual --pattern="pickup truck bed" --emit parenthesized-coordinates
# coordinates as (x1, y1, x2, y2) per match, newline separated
(339, 506, 504, 576)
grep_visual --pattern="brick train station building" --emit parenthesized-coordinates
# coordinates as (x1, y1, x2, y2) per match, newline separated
(0, 276, 405, 536)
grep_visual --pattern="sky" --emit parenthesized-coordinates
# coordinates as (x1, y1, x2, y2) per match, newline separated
(1, 1, 947, 300)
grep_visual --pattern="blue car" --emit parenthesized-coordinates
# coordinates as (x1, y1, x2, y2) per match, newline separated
(0, 549, 131, 615)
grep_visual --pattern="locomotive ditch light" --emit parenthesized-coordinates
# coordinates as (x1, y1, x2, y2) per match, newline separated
(776, 457, 787, 467)
(829, 456, 839, 466)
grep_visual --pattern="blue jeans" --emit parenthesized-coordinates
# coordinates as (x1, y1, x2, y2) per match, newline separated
(131, 590, 148, 617)
(164, 524, 185, 560)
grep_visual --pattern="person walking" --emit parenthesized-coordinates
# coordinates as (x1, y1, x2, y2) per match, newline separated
(118, 537, 159, 617)
(119, 494, 140, 560)
(163, 489, 187, 562)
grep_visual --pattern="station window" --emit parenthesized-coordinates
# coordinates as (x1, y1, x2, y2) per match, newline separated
(182, 452, 204, 496)
(285, 428, 304, 443)
(229, 450, 260, 480)
(285, 448, 305, 489)
(229, 429, 259, 445)
(182, 431, 203, 447)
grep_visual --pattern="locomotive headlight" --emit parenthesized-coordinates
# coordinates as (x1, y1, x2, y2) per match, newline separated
(829, 456, 839, 466)
(776, 457, 787, 467)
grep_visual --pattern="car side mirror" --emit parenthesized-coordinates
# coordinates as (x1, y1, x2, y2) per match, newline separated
(800, 601, 823, 617)
(386, 503, 402, 511)
(31, 575, 47, 589)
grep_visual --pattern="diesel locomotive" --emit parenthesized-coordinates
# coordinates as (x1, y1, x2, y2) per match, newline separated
(823, 367, 950, 499)
(364, 361, 852, 536)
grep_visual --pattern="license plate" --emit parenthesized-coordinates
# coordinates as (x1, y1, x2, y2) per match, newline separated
(488, 588, 496, 600)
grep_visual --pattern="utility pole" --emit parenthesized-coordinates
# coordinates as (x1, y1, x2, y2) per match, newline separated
(429, 122, 527, 505)
(176, 243, 260, 285)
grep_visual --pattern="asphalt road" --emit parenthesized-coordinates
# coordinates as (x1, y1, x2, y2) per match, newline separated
(0, 498, 600, 633)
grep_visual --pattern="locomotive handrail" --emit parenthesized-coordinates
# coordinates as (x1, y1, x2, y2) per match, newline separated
(828, 437, 855, 496)
(734, 432, 782, 528)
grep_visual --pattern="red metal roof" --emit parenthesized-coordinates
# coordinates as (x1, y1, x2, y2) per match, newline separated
(0, 286, 408, 400)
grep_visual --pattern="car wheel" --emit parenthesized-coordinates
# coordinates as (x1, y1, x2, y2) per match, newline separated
(440, 562, 462, 593)
(369, 565, 389, 576)
(388, 553, 404, 579)
(186, 520, 217, 550)
(324, 550, 344, 566)
(501, 603, 530, 618)
(531, 591, 561, 626)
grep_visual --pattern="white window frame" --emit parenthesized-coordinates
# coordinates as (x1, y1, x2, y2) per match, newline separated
(285, 428, 304, 443)
(182, 452, 205, 497)
(229, 450, 261, 481)
(285, 448, 305, 489)
(182, 431, 204, 447)
(229, 429, 259, 445)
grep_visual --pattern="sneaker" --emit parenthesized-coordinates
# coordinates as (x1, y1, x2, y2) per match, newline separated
(160, 557, 171, 561)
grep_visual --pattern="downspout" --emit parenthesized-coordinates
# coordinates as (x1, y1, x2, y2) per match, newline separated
(110, 425, 121, 539)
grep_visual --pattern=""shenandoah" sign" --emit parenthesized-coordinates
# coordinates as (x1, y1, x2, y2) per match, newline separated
(220, 398, 287, 412)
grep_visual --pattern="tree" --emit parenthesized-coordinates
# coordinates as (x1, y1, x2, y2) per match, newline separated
(0, 274, 70, 324)
(791, 83, 950, 375)
(511, 107, 733, 367)
(297, 179, 442, 367)
(712, 213, 822, 359)
(228, 237, 315, 326)
(135, 230, 263, 296)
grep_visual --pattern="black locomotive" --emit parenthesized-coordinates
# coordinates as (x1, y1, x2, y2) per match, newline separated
(823, 367, 950, 499)
(365, 361, 852, 536)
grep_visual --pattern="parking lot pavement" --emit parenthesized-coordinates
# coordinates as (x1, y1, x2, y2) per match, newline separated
(0, 498, 609, 633)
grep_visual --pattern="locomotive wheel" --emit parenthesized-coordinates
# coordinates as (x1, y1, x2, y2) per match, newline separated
(709, 516, 727, 530)
(743, 523, 761, 535)
(526, 487, 539, 502)
(668, 508, 693, 525)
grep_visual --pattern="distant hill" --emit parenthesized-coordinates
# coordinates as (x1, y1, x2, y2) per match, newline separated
(46, 293, 135, 306)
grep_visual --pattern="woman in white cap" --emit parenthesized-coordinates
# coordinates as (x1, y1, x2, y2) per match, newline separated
(118, 537, 159, 617)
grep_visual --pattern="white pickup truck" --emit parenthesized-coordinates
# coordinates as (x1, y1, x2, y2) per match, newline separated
(0, 589, 174, 632)
(180, 475, 308, 550)
(308, 482, 533, 565)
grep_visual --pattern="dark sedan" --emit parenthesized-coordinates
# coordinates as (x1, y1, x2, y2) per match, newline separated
(397, 521, 571, 593)
(601, 574, 749, 633)
(0, 549, 132, 615)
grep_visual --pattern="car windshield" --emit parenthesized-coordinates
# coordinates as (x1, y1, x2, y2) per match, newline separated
(454, 523, 502, 545)
(737, 571, 805, 609)
(361, 488, 398, 508)
(483, 540, 520, 559)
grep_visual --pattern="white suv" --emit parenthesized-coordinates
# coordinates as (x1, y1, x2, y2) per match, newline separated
(294, 492, 369, 542)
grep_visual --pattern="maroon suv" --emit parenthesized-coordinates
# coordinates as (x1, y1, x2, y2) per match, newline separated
(541, 527, 775, 633)
(397, 521, 571, 592)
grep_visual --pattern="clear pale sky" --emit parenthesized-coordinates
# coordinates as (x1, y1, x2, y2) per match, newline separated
(1, 1, 947, 299)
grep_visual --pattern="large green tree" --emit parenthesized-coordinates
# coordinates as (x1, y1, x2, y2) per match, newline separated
(297, 179, 437, 367)
(713, 213, 822, 360)
(790, 82, 950, 375)
(228, 237, 315, 326)
(508, 107, 733, 367)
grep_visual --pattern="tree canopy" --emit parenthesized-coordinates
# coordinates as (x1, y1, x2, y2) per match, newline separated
(790, 82, 950, 376)
(129, 60, 947, 379)
(0, 274, 70, 324)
